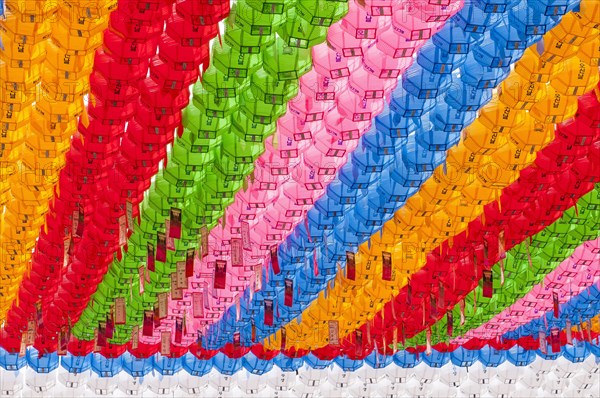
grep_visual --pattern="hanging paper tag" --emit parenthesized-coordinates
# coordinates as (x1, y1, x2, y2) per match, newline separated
(19, 333, 27, 357)
(280, 328, 287, 350)
(407, 282, 413, 305)
(131, 326, 139, 349)
(585, 321, 592, 343)
(77, 205, 85, 237)
(447, 312, 453, 337)
(154, 306, 161, 328)
(105, 313, 114, 339)
(329, 320, 340, 345)
(304, 215, 312, 243)
(270, 245, 280, 274)
(459, 300, 465, 325)
(35, 302, 43, 329)
(233, 331, 241, 348)
(498, 230, 506, 258)
(115, 298, 126, 325)
(147, 243, 156, 271)
(176, 261, 188, 289)
(346, 251, 356, 280)
(63, 238, 70, 267)
(235, 297, 241, 321)
(157, 232, 167, 262)
(58, 326, 69, 356)
(199, 226, 209, 258)
(576, 323, 583, 345)
(27, 320, 36, 344)
(165, 221, 176, 250)
(483, 240, 489, 264)
(97, 322, 107, 347)
(553, 291, 559, 318)
(93, 329, 100, 352)
(186, 248, 195, 277)
(139, 266, 145, 294)
(193, 292, 204, 318)
(160, 332, 171, 356)
(175, 318, 183, 344)
(231, 238, 243, 266)
(171, 273, 183, 300)
(382, 251, 392, 281)
(119, 215, 127, 246)
(566, 319, 573, 344)
(254, 264, 262, 291)
(550, 327, 560, 353)
(439, 282, 445, 308)
(366, 321, 372, 345)
(425, 328, 432, 355)
(241, 221, 252, 250)
(264, 299, 274, 326)
(482, 270, 493, 298)
(284, 278, 293, 307)
(539, 330, 547, 354)
(401, 324, 406, 347)
(251, 321, 256, 342)
(214, 260, 227, 289)
(356, 329, 363, 348)
(500, 259, 505, 285)
(158, 293, 168, 319)
(430, 292, 438, 318)
(126, 200, 134, 230)
(169, 208, 182, 239)
(73, 209, 82, 238)
(143, 311, 154, 336)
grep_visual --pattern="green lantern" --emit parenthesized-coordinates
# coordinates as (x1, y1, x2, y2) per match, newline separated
(182, 106, 228, 140)
(234, 0, 286, 36)
(192, 84, 238, 119)
(214, 152, 255, 182)
(202, 66, 251, 99)
(262, 37, 313, 81)
(203, 169, 243, 200)
(224, 22, 274, 54)
(221, 128, 265, 164)
(296, 0, 348, 27)
(213, 42, 262, 81)
(185, 200, 219, 231)
(231, 110, 277, 143)
(250, 68, 299, 106)
(240, 89, 287, 125)
(277, 8, 328, 49)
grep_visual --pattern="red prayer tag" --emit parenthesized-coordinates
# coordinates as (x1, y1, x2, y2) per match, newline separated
(147, 243, 156, 271)
(169, 208, 182, 239)
(143, 311, 154, 337)
(346, 251, 356, 280)
(482, 270, 493, 298)
(214, 260, 227, 289)
(284, 278, 293, 307)
(270, 245, 280, 274)
(156, 232, 167, 262)
(382, 251, 392, 281)
(264, 299, 274, 326)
